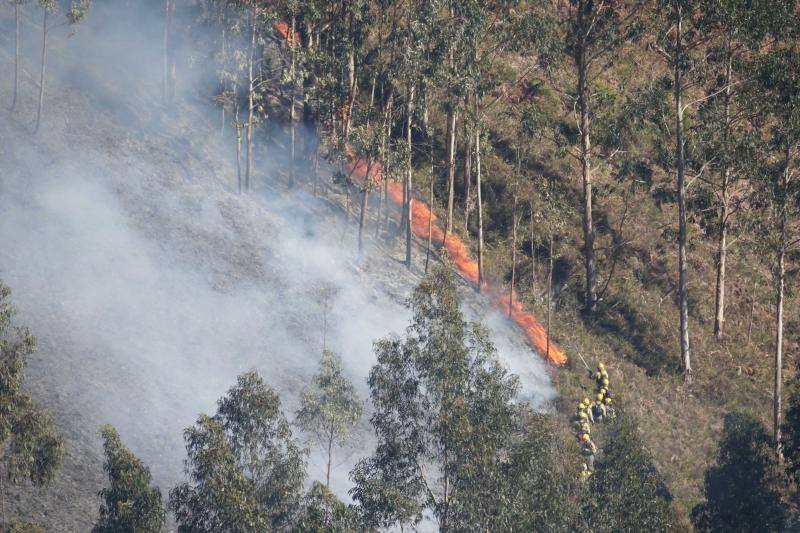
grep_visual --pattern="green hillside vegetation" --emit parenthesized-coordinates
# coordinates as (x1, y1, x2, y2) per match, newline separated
(4, 0, 800, 530)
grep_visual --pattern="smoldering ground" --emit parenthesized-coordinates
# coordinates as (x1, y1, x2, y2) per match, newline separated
(0, 0, 554, 527)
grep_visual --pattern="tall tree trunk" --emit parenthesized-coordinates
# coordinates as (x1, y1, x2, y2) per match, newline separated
(12, 2, 20, 112)
(674, 5, 692, 384)
(162, 0, 173, 105)
(775, 143, 791, 454)
(464, 113, 473, 230)
(34, 8, 47, 134)
(547, 234, 554, 361)
(577, 28, 597, 314)
(326, 428, 334, 489)
(404, 86, 415, 269)
(475, 117, 484, 292)
(358, 162, 374, 255)
(509, 151, 520, 317)
(509, 196, 518, 317)
(426, 165, 434, 273)
(445, 110, 458, 240)
(245, 8, 256, 192)
(220, 21, 227, 136)
(344, 44, 356, 140)
(234, 83, 242, 193)
(381, 90, 394, 233)
(289, 15, 297, 188)
(530, 198, 537, 300)
(714, 39, 733, 340)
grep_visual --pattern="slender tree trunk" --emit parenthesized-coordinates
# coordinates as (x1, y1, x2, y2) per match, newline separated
(344, 44, 356, 140)
(464, 113, 473, 230)
(34, 8, 48, 134)
(381, 90, 394, 233)
(426, 158, 434, 273)
(775, 236, 785, 454)
(326, 428, 334, 489)
(245, 8, 256, 192)
(775, 143, 791, 454)
(674, 5, 692, 384)
(509, 151, 520, 317)
(234, 83, 242, 193)
(162, 0, 174, 105)
(405, 86, 415, 269)
(445, 110, 458, 240)
(220, 22, 227, 136)
(476, 117, 484, 291)
(510, 198, 518, 317)
(358, 162, 374, 255)
(577, 32, 597, 314)
(714, 172, 729, 339)
(531, 199, 537, 301)
(289, 15, 297, 188)
(547, 235, 554, 361)
(12, 2, 20, 112)
(714, 40, 733, 340)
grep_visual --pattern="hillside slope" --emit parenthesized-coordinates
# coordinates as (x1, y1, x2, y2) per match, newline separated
(0, 6, 554, 530)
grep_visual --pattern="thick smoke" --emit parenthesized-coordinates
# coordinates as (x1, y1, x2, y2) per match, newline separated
(0, 0, 554, 515)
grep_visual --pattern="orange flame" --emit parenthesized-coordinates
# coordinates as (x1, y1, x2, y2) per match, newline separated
(273, 20, 301, 45)
(343, 146, 567, 366)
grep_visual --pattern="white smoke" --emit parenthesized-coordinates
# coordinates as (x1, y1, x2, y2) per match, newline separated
(0, 1, 554, 526)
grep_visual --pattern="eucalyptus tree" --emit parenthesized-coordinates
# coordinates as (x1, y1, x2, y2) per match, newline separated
(695, 0, 796, 340)
(752, 41, 800, 452)
(295, 350, 362, 489)
(92, 425, 165, 533)
(170, 371, 307, 532)
(0, 284, 64, 527)
(34, 0, 92, 133)
(350, 265, 523, 531)
(9, 0, 29, 112)
(561, 0, 643, 315)
(583, 416, 675, 532)
(648, 0, 705, 384)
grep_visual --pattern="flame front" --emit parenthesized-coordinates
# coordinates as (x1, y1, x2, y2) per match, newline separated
(345, 150, 568, 366)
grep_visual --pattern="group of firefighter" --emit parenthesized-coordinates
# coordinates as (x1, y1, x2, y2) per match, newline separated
(574, 362, 616, 481)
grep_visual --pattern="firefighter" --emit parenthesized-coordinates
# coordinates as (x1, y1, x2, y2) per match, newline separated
(581, 434, 597, 471)
(580, 463, 592, 481)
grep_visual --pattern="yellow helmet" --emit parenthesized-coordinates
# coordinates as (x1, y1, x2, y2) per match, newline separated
(604, 397, 612, 405)
(598, 363, 605, 371)
(602, 378, 610, 387)
(600, 388, 607, 396)
(581, 433, 591, 442)
(596, 393, 604, 402)
(579, 411, 588, 419)
(583, 398, 591, 406)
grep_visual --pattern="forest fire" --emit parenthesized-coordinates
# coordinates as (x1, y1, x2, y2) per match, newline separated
(344, 150, 568, 366)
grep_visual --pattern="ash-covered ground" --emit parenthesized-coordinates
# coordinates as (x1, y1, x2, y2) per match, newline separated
(0, 4, 554, 530)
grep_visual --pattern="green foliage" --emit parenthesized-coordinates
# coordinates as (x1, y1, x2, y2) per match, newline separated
(691, 412, 789, 532)
(0, 283, 64, 490)
(92, 424, 165, 533)
(351, 265, 578, 531)
(295, 350, 362, 485)
(491, 412, 582, 532)
(295, 481, 360, 532)
(170, 371, 307, 532)
(583, 415, 674, 533)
